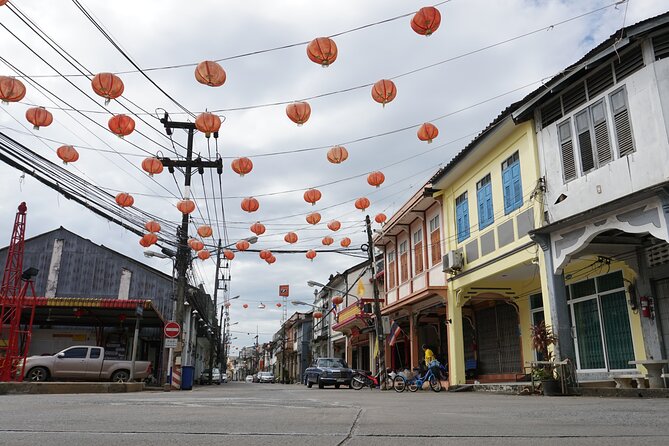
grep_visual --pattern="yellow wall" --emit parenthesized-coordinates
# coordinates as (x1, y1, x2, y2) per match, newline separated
(437, 120, 544, 384)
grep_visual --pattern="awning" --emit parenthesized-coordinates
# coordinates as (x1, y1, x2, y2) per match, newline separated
(21, 297, 166, 328)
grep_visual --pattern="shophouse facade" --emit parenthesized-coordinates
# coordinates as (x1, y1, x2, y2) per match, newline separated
(374, 188, 448, 372)
(514, 14, 669, 381)
(429, 116, 543, 385)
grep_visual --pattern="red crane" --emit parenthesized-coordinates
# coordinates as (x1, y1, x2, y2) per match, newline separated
(0, 202, 37, 382)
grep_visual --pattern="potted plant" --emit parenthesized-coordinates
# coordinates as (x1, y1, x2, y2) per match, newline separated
(530, 321, 561, 396)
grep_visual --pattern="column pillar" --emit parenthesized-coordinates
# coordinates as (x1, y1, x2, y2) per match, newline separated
(533, 233, 576, 362)
(409, 310, 420, 370)
(447, 287, 465, 384)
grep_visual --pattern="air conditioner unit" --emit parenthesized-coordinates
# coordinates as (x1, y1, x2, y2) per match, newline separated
(442, 250, 463, 273)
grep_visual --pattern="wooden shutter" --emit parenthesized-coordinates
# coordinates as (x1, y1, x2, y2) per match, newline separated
(591, 101, 612, 165)
(610, 88, 634, 157)
(430, 229, 441, 265)
(400, 254, 408, 283)
(559, 121, 576, 182)
(388, 261, 396, 289)
(576, 110, 595, 173)
(414, 241, 423, 274)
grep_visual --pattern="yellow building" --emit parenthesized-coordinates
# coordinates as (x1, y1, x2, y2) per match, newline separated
(430, 115, 545, 384)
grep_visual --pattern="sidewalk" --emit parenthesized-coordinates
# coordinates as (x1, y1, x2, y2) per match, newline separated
(0, 381, 145, 395)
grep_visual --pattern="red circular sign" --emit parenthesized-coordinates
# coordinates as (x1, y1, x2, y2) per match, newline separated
(164, 321, 180, 338)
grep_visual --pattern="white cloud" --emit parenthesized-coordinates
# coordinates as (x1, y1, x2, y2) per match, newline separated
(1, 0, 666, 349)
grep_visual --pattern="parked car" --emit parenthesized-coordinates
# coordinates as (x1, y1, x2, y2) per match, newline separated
(245, 375, 254, 383)
(304, 358, 354, 389)
(257, 371, 274, 383)
(198, 368, 222, 385)
(22, 346, 151, 382)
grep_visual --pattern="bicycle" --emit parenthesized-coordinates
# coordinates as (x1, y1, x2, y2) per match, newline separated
(393, 366, 442, 392)
(350, 369, 394, 390)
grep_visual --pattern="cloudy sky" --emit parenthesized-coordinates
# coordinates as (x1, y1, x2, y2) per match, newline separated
(0, 0, 666, 351)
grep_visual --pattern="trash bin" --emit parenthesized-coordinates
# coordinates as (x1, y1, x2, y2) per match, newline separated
(181, 365, 195, 390)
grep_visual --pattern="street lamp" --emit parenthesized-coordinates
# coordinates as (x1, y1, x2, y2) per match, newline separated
(291, 300, 319, 308)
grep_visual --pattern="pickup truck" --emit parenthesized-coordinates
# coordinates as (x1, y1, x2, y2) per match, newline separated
(22, 346, 152, 383)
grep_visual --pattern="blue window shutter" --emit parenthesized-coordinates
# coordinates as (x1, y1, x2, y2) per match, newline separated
(477, 187, 486, 230)
(512, 162, 523, 210)
(477, 183, 494, 229)
(503, 167, 513, 214)
(485, 183, 494, 226)
(456, 197, 470, 242)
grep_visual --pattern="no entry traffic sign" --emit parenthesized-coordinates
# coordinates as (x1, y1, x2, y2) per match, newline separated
(164, 321, 180, 338)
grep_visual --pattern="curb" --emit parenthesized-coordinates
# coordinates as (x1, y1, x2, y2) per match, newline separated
(0, 382, 145, 395)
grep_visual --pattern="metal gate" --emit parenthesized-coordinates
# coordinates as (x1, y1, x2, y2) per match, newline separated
(475, 302, 522, 375)
(653, 278, 669, 360)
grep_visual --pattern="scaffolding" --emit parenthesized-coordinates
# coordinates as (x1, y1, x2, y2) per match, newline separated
(0, 202, 37, 382)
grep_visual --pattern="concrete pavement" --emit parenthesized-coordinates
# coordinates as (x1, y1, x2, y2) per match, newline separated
(1, 381, 669, 445)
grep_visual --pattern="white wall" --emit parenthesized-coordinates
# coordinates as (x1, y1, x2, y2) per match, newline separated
(538, 57, 669, 223)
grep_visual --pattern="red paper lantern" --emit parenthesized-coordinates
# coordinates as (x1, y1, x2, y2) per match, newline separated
(197, 225, 213, 238)
(194, 61, 226, 87)
(56, 145, 79, 164)
(327, 145, 348, 164)
(236, 240, 250, 251)
(0, 76, 26, 103)
(411, 7, 442, 36)
(119, 313, 127, 323)
(306, 249, 317, 261)
(327, 220, 341, 231)
(224, 249, 235, 260)
(189, 238, 205, 251)
(276, 303, 282, 308)
(197, 250, 211, 260)
(306, 212, 321, 225)
(231, 157, 253, 177)
(313, 311, 323, 319)
(284, 232, 298, 244)
(91, 72, 124, 104)
(307, 37, 338, 67)
(250, 221, 266, 236)
(332, 295, 344, 305)
(73, 308, 85, 318)
(108, 114, 135, 137)
(195, 112, 221, 138)
(286, 102, 311, 126)
(241, 197, 259, 213)
(375, 213, 387, 224)
(417, 122, 439, 143)
(177, 199, 196, 215)
(367, 171, 385, 188)
(259, 250, 272, 260)
(322, 236, 334, 246)
(141, 233, 158, 246)
(145, 220, 161, 233)
(141, 157, 163, 176)
(266, 255, 276, 265)
(139, 237, 151, 248)
(371, 79, 397, 106)
(355, 197, 370, 211)
(340, 237, 351, 247)
(115, 192, 134, 207)
(303, 188, 321, 206)
(243, 303, 249, 309)
(25, 106, 53, 130)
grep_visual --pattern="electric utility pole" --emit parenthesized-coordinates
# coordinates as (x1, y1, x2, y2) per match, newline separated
(208, 239, 222, 384)
(365, 215, 387, 389)
(159, 114, 222, 382)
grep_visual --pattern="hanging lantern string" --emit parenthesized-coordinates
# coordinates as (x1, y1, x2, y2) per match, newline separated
(14, 1, 453, 80)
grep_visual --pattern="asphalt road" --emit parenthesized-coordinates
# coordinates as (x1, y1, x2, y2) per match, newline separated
(2, 381, 669, 445)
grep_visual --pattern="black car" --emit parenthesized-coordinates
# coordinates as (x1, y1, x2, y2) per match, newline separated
(304, 358, 354, 389)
